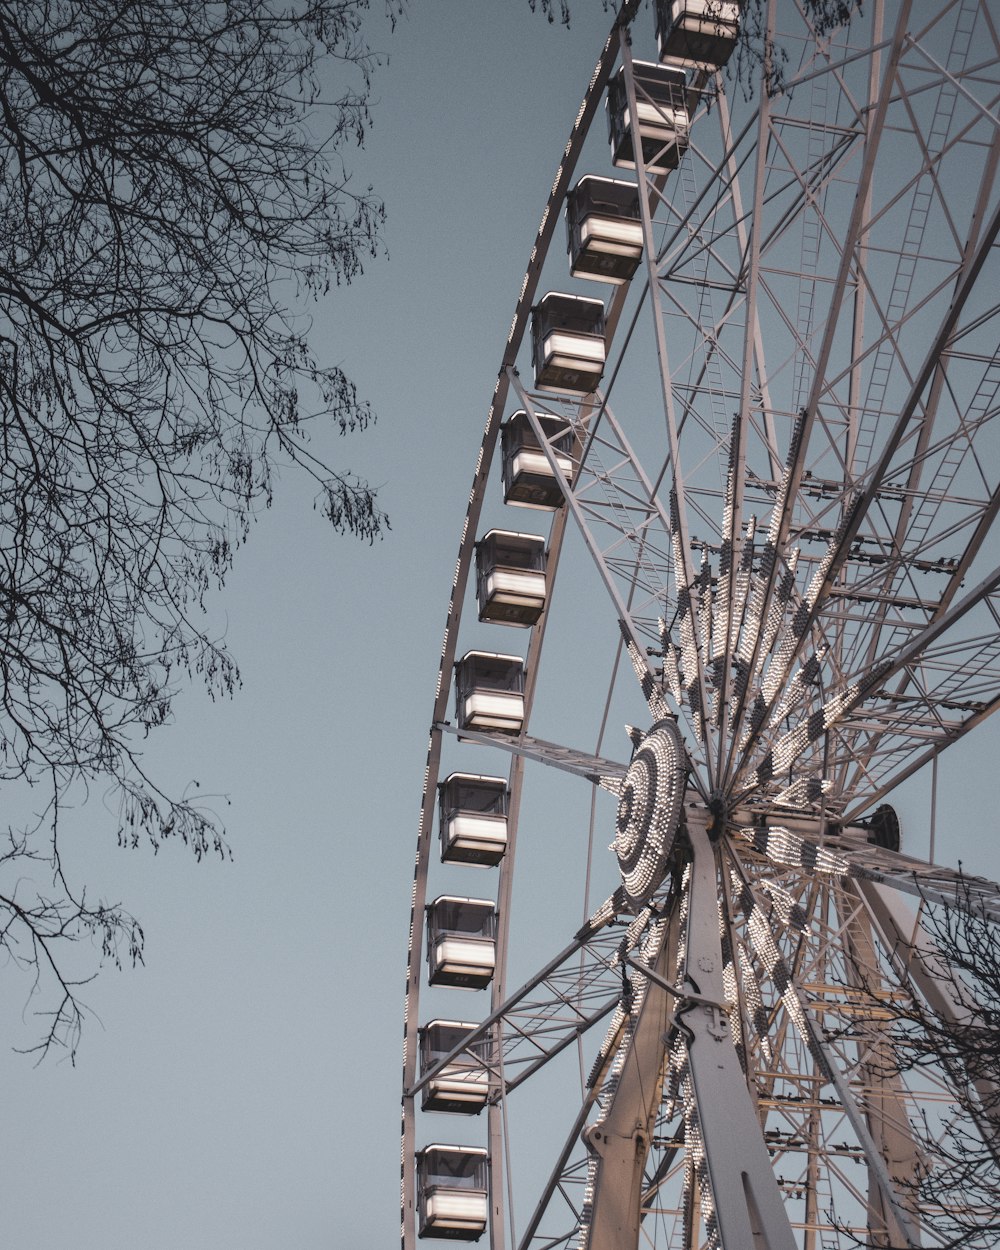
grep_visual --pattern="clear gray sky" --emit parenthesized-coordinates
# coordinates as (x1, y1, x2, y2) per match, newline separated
(2, 4, 998, 1248)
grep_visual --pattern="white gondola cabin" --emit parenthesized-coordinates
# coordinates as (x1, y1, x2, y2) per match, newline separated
(656, 0, 741, 68)
(501, 410, 574, 510)
(475, 530, 547, 627)
(566, 176, 643, 284)
(439, 773, 509, 867)
(607, 62, 689, 173)
(454, 651, 525, 736)
(417, 1144, 489, 1240)
(419, 1020, 491, 1114)
(426, 896, 497, 989)
(531, 292, 606, 393)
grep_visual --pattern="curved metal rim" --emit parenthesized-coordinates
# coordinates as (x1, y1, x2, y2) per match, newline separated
(399, 7, 642, 1248)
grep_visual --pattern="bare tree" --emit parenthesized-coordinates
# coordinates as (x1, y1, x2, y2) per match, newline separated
(836, 874, 1000, 1249)
(0, 0, 394, 1058)
(874, 877, 1000, 1249)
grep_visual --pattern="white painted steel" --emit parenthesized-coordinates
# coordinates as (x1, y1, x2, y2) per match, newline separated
(445, 814, 508, 859)
(430, 937, 496, 982)
(426, 1071, 490, 1106)
(461, 692, 525, 734)
(509, 448, 573, 485)
(620, 100, 686, 134)
(580, 216, 644, 250)
(666, 0, 739, 18)
(483, 569, 546, 606)
(539, 331, 606, 365)
(421, 1190, 490, 1234)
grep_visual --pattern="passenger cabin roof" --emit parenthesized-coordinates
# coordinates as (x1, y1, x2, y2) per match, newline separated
(440, 772, 508, 788)
(428, 895, 496, 911)
(570, 175, 641, 214)
(456, 650, 525, 669)
(535, 290, 606, 316)
(479, 528, 546, 546)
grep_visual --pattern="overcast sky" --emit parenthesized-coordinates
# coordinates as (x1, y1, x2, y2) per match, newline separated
(3, 4, 999, 1249)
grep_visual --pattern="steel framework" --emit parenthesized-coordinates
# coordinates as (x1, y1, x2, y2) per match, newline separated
(401, 2, 1000, 1247)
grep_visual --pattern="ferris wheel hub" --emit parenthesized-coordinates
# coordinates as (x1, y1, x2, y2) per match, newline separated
(613, 717, 686, 906)
(706, 792, 727, 841)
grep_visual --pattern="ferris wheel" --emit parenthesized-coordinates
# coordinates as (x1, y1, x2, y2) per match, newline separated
(400, 2, 1000, 1247)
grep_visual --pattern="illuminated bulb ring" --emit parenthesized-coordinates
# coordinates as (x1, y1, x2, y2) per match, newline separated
(615, 718, 685, 905)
